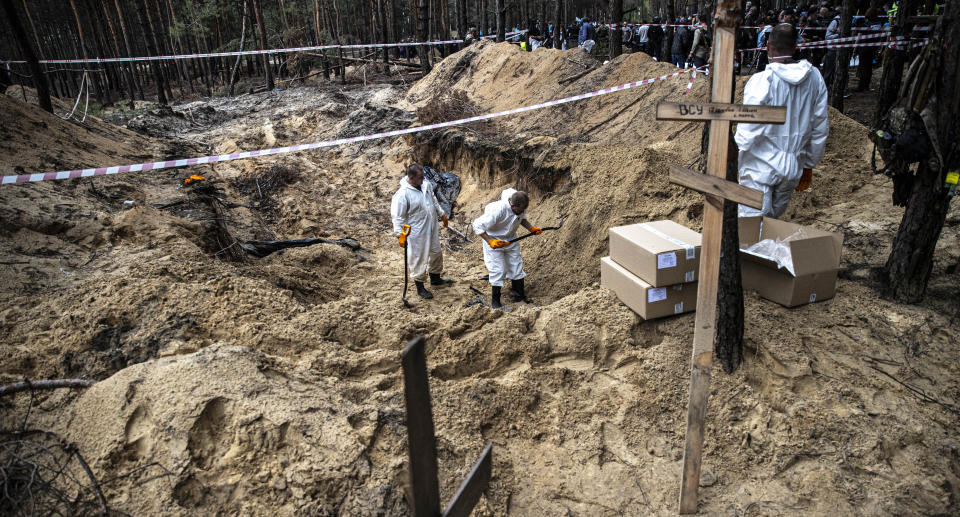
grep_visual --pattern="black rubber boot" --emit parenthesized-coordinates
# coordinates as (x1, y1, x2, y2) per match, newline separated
(430, 273, 453, 286)
(491, 286, 512, 312)
(415, 281, 433, 299)
(511, 278, 528, 303)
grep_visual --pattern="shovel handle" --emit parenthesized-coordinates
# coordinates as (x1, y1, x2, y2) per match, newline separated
(507, 225, 562, 244)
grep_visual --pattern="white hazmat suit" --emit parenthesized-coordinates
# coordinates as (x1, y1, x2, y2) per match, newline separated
(735, 60, 829, 218)
(472, 189, 527, 287)
(391, 176, 447, 282)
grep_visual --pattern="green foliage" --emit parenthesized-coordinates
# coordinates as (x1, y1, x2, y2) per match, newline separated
(168, 0, 221, 40)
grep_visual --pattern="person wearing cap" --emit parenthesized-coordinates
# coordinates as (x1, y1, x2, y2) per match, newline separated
(736, 24, 829, 218)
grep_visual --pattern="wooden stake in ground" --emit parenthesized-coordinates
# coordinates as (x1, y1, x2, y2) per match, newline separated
(655, 1, 787, 512)
(401, 336, 493, 517)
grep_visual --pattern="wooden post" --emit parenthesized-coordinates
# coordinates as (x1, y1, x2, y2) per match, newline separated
(677, 4, 738, 506)
(401, 336, 495, 517)
(442, 444, 492, 517)
(402, 336, 441, 517)
(653, 1, 789, 512)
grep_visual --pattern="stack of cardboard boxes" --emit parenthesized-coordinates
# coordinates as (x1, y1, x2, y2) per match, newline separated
(600, 220, 702, 320)
(600, 217, 844, 317)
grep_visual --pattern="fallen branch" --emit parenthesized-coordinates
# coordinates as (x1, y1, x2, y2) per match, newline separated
(558, 66, 598, 84)
(0, 379, 95, 397)
(584, 95, 645, 135)
(866, 363, 960, 415)
(66, 443, 109, 516)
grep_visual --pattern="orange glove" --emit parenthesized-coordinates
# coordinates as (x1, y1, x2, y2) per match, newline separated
(795, 168, 813, 191)
(441, 214, 449, 228)
(488, 239, 509, 249)
(528, 226, 543, 235)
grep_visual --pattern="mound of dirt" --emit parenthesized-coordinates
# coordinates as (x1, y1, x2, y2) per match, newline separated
(1, 43, 958, 517)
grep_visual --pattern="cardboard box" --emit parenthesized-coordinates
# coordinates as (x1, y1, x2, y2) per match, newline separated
(738, 217, 843, 307)
(601, 257, 698, 319)
(608, 220, 702, 287)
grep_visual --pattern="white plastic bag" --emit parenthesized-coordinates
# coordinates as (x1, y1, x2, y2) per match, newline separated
(742, 228, 808, 276)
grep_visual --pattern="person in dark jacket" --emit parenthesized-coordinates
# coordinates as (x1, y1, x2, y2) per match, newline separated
(648, 17, 664, 60)
(855, 8, 883, 91)
(578, 17, 596, 46)
(672, 18, 693, 67)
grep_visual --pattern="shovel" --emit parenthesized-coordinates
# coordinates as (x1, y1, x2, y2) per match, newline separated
(507, 217, 568, 244)
(400, 225, 412, 308)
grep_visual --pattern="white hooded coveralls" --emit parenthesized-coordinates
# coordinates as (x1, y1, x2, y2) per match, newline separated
(391, 176, 447, 282)
(735, 60, 829, 218)
(472, 189, 527, 287)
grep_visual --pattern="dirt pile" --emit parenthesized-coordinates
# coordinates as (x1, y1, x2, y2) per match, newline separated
(0, 44, 958, 516)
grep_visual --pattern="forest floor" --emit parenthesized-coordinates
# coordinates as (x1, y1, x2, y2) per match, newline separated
(1, 41, 958, 516)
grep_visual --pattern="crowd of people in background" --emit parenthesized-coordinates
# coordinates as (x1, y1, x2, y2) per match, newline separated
(500, 1, 898, 92)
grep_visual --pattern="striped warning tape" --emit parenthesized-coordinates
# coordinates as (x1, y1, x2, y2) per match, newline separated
(740, 36, 925, 53)
(1, 67, 701, 186)
(797, 32, 895, 46)
(1, 31, 527, 66)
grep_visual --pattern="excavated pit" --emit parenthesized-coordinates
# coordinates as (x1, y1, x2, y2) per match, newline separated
(0, 42, 958, 516)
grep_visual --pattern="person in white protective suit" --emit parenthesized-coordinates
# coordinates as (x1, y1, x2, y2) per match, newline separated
(472, 189, 542, 310)
(391, 163, 452, 299)
(735, 23, 829, 218)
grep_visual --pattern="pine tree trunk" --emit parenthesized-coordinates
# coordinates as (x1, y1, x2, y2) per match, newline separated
(457, 0, 467, 39)
(114, 0, 146, 101)
(609, 0, 622, 58)
(554, 0, 562, 47)
(82, 0, 114, 105)
(100, 0, 136, 107)
(418, 0, 432, 70)
(68, 0, 104, 107)
(379, 0, 390, 65)
(481, 0, 488, 35)
(699, 114, 745, 373)
(166, 0, 197, 96)
(717, 130, 744, 373)
(874, 0, 918, 125)
(495, 0, 504, 41)
(829, 0, 853, 110)
(251, 0, 274, 89)
(664, 0, 676, 62)
(134, 0, 167, 104)
(1, 0, 53, 113)
(230, 0, 249, 95)
(883, 0, 960, 302)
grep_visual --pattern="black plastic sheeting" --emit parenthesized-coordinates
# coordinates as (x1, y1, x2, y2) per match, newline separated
(423, 165, 461, 218)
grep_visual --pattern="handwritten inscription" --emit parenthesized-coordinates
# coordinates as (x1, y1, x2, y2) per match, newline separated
(656, 102, 786, 124)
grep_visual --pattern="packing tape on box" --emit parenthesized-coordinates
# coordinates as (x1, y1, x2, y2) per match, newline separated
(640, 223, 697, 261)
(2, 66, 705, 186)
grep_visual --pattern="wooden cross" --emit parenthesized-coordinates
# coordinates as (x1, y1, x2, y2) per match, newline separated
(401, 336, 494, 517)
(654, 2, 787, 513)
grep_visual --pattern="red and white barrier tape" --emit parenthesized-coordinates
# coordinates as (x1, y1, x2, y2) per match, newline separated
(740, 37, 925, 53)
(1, 31, 527, 66)
(798, 32, 895, 46)
(1, 67, 700, 185)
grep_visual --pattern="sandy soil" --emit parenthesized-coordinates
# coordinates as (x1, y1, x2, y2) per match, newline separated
(1, 42, 958, 516)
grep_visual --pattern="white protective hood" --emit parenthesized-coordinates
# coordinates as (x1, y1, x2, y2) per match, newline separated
(734, 59, 829, 187)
